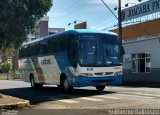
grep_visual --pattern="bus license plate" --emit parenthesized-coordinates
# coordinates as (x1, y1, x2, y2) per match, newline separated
(100, 82, 107, 85)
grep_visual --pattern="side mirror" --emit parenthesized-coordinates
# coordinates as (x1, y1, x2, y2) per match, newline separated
(121, 46, 125, 55)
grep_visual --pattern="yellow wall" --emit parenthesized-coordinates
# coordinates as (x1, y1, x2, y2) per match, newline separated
(112, 19, 160, 40)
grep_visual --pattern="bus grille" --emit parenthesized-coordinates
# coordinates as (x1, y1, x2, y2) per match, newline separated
(94, 72, 113, 76)
(92, 79, 115, 83)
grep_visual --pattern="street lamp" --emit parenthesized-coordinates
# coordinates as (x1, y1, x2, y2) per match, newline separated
(125, 3, 136, 7)
(68, 20, 87, 29)
(114, 7, 118, 10)
(68, 21, 76, 26)
(68, 20, 84, 26)
(68, 23, 72, 26)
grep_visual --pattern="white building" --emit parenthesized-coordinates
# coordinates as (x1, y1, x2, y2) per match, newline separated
(113, 19, 160, 84)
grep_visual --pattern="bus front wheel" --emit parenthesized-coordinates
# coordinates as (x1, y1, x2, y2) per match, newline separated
(63, 78, 73, 91)
(96, 85, 105, 91)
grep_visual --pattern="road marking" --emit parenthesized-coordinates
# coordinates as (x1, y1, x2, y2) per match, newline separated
(133, 93, 160, 97)
(58, 99, 79, 103)
(96, 95, 120, 99)
(117, 94, 153, 99)
(78, 97, 103, 102)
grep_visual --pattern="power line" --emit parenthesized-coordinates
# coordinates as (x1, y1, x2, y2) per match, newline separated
(91, 15, 111, 24)
(99, 0, 118, 19)
(92, 16, 116, 29)
(52, 0, 88, 22)
(91, 14, 113, 26)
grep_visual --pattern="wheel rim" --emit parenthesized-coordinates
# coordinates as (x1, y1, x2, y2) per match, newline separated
(31, 78, 34, 87)
(64, 79, 68, 90)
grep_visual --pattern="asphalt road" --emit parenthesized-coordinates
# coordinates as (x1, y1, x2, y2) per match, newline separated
(1, 80, 160, 114)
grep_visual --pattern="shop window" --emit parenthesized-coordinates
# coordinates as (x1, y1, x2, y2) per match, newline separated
(131, 53, 151, 73)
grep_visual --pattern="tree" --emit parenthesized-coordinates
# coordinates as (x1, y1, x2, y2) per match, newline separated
(1, 45, 15, 58)
(0, 0, 53, 50)
(0, 61, 13, 73)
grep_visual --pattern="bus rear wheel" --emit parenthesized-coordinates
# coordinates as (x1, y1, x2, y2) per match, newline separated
(30, 77, 43, 89)
(96, 85, 105, 91)
(63, 78, 73, 92)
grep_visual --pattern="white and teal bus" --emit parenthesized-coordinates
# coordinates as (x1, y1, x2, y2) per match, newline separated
(19, 29, 123, 91)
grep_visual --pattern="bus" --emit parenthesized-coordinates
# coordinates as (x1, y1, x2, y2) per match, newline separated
(18, 29, 124, 91)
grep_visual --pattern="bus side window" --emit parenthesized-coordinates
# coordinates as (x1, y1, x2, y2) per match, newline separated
(49, 39, 55, 54)
(19, 48, 23, 59)
(50, 36, 59, 53)
(55, 38, 60, 53)
(67, 34, 78, 68)
(29, 43, 39, 56)
(39, 40, 49, 55)
(59, 35, 65, 51)
(19, 46, 28, 58)
(24, 46, 28, 58)
(29, 45, 33, 56)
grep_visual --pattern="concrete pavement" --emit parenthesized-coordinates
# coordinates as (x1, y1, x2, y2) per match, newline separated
(1, 80, 160, 111)
(0, 80, 30, 110)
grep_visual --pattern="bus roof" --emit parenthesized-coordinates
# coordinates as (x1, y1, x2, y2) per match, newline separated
(68, 29, 117, 35)
(23, 29, 118, 46)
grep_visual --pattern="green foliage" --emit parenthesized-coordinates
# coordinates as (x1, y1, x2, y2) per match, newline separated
(0, 0, 53, 49)
(0, 61, 13, 73)
(1, 45, 16, 58)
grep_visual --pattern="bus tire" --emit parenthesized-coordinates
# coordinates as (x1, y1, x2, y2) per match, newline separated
(96, 85, 105, 91)
(30, 76, 43, 89)
(63, 78, 73, 92)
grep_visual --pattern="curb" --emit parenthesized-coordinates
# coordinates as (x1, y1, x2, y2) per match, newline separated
(0, 100, 30, 110)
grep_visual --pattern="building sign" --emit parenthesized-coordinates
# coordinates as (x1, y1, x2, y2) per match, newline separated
(122, 0, 160, 21)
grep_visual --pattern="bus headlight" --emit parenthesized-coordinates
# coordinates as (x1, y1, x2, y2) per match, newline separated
(80, 73, 93, 77)
(114, 71, 123, 75)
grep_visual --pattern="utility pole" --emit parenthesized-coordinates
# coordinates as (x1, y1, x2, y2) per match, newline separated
(100, 0, 122, 45)
(100, 0, 122, 46)
(118, 0, 122, 45)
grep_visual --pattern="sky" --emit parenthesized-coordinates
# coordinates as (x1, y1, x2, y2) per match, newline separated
(47, 0, 148, 31)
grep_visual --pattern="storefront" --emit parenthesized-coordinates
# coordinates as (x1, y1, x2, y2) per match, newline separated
(112, 19, 160, 83)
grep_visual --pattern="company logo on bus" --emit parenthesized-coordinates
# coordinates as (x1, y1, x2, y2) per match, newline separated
(87, 67, 93, 71)
(41, 58, 51, 65)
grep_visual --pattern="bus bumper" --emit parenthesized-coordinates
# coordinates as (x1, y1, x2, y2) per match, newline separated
(72, 75, 122, 87)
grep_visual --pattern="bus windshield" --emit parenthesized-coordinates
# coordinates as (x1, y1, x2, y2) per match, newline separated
(79, 34, 122, 67)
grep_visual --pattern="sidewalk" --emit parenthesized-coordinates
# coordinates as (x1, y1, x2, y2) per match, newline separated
(0, 93, 30, 110)
(121, 81, 160, 88)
